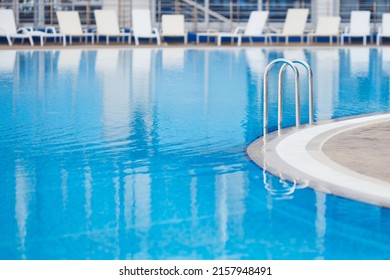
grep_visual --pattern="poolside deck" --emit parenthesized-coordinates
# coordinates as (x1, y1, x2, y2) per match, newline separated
(323, 120, 390, 183)
(247, 113, 390, 208)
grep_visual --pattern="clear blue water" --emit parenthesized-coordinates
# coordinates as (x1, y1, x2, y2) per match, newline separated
(1, 48, 390, 260)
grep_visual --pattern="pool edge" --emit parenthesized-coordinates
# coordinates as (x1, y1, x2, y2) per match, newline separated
(247, 112, 390, 208)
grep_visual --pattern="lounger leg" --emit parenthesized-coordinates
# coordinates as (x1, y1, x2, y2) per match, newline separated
(106, 36, 109, 45)
(6, 36, 12, 46)
(156, 36, 161, 46)
(184, 35, 187, 44)
(238, 36, 242, 47)
(217, 36, 222, 46)
(135, 36, 139, 46)
(363, 36, 366, 46)
(40, 36, 44, 47)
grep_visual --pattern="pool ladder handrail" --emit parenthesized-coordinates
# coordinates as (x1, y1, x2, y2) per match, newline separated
(263, 58, 314, 135)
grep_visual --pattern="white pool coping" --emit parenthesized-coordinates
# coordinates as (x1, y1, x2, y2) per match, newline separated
(247, 113, 390, 208)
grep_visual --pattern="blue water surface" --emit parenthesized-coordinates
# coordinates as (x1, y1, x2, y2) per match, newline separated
(1, 47, 390, 260)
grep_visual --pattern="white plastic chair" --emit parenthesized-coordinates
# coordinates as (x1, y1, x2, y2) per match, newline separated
(267, 9, 309, 44)
(57, 11, 95, 46)
(161, 15, 187, 44)
(377, 13, 390, 46)
(196, 11, 269, 46)
(0, 9, 34, 46)
(132, 9, 161, 45)
(26, 26, 65, 47)
(307, 16, 341, 44)
(94, 10, 131, 45)
(341, 11, 371, 45)
(0, 9, 64, 47)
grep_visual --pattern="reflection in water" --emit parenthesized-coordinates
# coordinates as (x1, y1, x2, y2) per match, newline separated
(57, 49, 82, 73)
(14, 160, 34, 260)
(381, 48, 390, 73)
(313, 50, 339, 119)
(60, 168, 68, 211)
(315, 191, 326, 259)
(263, 169, 296, 200)
(283, 49, 306, 61)
(162, 49, 185, 70)
(1, 49, 390, 259)
(0, 50, 16, 73)
(349, 48, 370, 76)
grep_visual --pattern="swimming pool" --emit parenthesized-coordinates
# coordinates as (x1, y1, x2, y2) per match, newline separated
(1, 47, 390, 260)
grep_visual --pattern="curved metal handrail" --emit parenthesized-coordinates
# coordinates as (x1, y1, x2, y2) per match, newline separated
(277, 60, 314, 128)
(263, 58, 300, 135)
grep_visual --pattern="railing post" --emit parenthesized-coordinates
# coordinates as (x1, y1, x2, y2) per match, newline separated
(205, 0, 209, 29)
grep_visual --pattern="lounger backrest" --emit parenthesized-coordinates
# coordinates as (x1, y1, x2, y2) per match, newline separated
(162, 15, 185, 36)
(57, 11, 83, 35)
(244, 11, 269, 35)
(349, 11, 371, 35)
(382, 13, 390, 35)
(132, 9, 152, 36)
(0, 9, 17, 35)
(94, 10, 120, 35)
(315, 16, 341, 35)
(282, 9, 309, 35)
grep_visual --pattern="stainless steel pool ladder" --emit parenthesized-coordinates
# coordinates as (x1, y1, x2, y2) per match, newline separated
(263, 58, 313, 135)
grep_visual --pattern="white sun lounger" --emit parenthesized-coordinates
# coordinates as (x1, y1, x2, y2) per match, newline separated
(26, 27, 64, 47)
(377, 13, 390, 46)
(341, 11, 371, 45)
(307, 16, 341, 44)
(57, 11, 95, 46)
(94, 10, 131, 45)
(267, 9, 309, 44)
(0, 9, 34, 46)
(196, 11, 269, 46)
(161, 15, 187, 44)
(132, 9, 161, 45)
